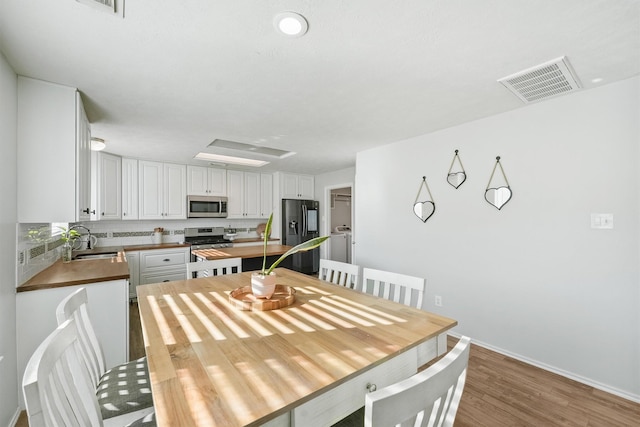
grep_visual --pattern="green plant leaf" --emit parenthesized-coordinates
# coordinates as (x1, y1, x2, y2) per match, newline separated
(265, 235, 329, 275)
(261, 213, 273, 273)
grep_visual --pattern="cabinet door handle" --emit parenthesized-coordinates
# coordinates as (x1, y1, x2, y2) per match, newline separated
(163, 258, 170, 262)
(366, 383, 377, 393)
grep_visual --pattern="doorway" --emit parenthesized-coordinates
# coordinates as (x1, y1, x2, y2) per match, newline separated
(324, 184, 354, 263)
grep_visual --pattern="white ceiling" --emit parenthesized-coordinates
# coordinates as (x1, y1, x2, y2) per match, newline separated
(1, 0, 638, 175)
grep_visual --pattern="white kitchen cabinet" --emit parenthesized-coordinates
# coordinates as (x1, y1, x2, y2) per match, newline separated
(97, 152, 122, 220)
(260, 173, 274, 217)
(138, 161, 187, 219)
(227, 170, 267, 219)
(121, 158, 139, 220)
(187, 165, 227, 196)
(280, 172, 314, 200)
(138, 247, 189, 286)
(17, 77, 94, 222)
(16, 280, 129, 407)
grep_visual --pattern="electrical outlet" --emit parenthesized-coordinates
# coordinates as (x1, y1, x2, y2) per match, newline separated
(435, 295, 443, 307)
(170, 229, 174, 236)
(107, 231, 113, 238)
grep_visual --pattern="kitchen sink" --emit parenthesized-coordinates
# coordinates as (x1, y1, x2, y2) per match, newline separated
(72, 252, 118, 260)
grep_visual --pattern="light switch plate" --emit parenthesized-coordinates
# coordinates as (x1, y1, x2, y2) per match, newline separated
(591, 213, 613, 229)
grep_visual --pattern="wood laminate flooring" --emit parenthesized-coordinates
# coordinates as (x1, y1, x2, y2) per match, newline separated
(17, 304, 640, 426)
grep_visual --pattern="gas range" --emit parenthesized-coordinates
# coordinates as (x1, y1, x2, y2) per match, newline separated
(184, 227, 233, 250)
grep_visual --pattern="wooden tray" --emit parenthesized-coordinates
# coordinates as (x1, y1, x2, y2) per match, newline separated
(229, 285, 296, 311)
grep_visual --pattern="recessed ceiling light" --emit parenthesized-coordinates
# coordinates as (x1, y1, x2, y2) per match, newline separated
(90, 137, 106, 151)
(591, 77, 604, 84)
(274, 12, 308, 37)
(194, 152, 269, 167)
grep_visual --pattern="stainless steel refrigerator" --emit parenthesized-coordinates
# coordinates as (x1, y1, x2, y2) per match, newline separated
(281, 199, 320, 274)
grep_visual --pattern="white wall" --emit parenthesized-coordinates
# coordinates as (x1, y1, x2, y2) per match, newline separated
(0, 52, 19, 426)
(355, 77, 640, 400)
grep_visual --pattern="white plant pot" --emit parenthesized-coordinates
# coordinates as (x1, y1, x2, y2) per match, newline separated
(251, 272, 277, 299)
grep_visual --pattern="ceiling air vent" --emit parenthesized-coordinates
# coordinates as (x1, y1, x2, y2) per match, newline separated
(498, 56, 581, 104)
(75, 0, 122, 16)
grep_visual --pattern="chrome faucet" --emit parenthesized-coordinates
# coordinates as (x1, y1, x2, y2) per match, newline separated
(69, 225, 93, 250)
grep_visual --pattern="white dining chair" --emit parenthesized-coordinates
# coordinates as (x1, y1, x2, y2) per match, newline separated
(56, 288, 154, 424)
(186, 258, 242, 278)
(361, 267, 426, 309)
(318, 259, 360, 290)
(23, 318, 156, 427)
(364, 336, 471, 427)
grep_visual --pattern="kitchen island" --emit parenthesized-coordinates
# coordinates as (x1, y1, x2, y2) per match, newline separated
(191, 244, 294, 271)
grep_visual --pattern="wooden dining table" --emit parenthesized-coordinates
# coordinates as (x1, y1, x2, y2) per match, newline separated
(137, 268, 457, 427)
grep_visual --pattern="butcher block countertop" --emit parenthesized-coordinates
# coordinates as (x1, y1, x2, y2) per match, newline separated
(17, 253, 130, 293)
(192, 244, 293, 261)
(17, 243, 191, 293)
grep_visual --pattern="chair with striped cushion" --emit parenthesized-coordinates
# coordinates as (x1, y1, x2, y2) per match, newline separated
(56, 287, 154, 423)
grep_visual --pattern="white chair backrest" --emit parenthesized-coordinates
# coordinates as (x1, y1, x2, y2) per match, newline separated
(23, 318, 103, 427)
(56, 287, 106, 387)
(365, 336, 471, 427)
(362, 268, 425, 309)
(187, 258, 242, 278)
(318, 259, 360, 289)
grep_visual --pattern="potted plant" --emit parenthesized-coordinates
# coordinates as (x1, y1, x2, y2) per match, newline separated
(251, 213, 329, 298)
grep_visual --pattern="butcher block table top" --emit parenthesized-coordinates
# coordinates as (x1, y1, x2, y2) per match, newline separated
(137, 268, 457, 427)
(191, 244, 293, 260)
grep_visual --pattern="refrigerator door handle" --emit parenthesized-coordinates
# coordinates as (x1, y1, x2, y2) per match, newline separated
(301, 205, 307, 236)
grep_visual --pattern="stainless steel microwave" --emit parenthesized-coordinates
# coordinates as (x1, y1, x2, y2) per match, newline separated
(187, 196, 228, 218)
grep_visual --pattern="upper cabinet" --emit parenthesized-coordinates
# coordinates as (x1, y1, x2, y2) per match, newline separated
(138, 161, 186, 220)
(279, 173, 314, 200)
(17, 77, 93, 222)
(97, 152, 122, 220)
(227, 171, 272, 219)
(260, 173, 274, 217)
(187, 166, 227, 196)
(121, 158, 139, 220)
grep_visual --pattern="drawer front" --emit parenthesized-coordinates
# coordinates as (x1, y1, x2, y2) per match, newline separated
(140, 271, 186, 285)
(293, 346, 418, 427)
(140, 250, 188, 271)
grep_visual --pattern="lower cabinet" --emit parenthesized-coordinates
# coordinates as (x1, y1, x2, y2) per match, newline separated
(127, 247, 189, 299)
(16, 280, 129, 407)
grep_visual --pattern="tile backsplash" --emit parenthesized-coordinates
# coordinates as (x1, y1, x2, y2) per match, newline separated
(16, 217, 268, 286)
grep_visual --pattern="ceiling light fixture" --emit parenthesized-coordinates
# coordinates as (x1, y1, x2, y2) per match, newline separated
(90, 137, 106, 151)
(194, 152, 269, 167)
(274, 12, 308, 37)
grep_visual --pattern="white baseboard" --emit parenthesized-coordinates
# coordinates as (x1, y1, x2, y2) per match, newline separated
(447, 332, 640, 404)
(8, 407, 20, 427)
